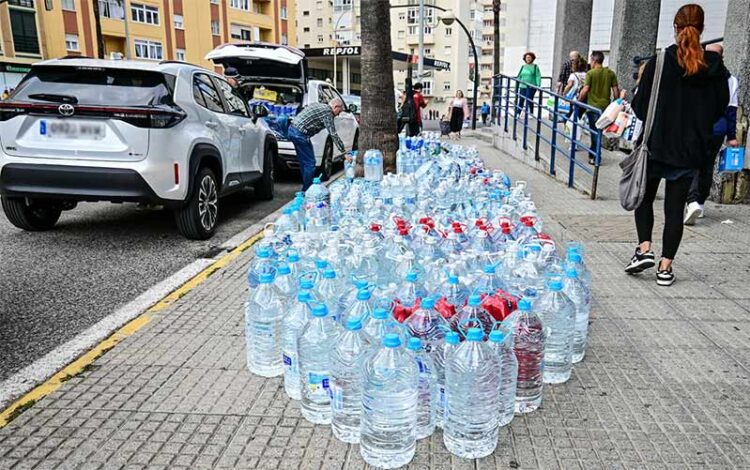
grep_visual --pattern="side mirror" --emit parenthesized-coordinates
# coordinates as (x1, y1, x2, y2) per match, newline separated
(251, 104, 269, 122)
(348, 104, 358, 113)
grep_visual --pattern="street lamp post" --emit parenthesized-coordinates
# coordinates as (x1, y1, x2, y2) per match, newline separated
(332, 5, 353, 91)
(390, 5, 479, 130)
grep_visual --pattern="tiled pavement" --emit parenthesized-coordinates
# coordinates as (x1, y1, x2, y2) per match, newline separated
(0, 135, 749, 469)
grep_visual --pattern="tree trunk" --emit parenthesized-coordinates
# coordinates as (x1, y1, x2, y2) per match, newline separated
(493, 1, 501, 77)
(359, 0, 398, 175)
(93, 0, 105, 59)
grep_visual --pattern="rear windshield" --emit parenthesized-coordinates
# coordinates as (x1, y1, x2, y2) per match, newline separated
(12, 66, 174, 107)
(219, 58, 303, 82)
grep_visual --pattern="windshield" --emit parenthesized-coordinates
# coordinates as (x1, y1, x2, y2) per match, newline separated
(12, 66, 174, 107)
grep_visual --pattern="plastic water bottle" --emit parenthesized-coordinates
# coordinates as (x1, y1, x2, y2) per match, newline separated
(363, 307, 403, 344)
(567, 251, 592, 290)
(536, 279, 575, 384)
(340, 289, 373, 325)
(443, 327, 500, 459)
(316, 268, 342, 320)
(360, 334, 418, 469)
(330, 317, 370, 444)
(452, 293, 494, 339)
(488, 326, 518, 427)
(245, 273, 283, 377)
(363, 149, 384, 182)
(476, 263, 506, 296)
(281, 290, 312, 400)
(397, 271, 427, 309)
(304, 177, 331, 233)
(564, 266, 591, 364)
(298, 304, 337, 424)
(509, 298, 544, 413)
(273, 263, 296, 307)
(433, 331, 460, 428)
(246, 246, 275, 289)
(406, 337, 436, 440)
(345, 151, 357, 180)
(404, 296, 450, 355)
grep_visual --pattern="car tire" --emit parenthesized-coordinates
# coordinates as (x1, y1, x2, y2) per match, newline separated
(1, 197, 62, 231)
(319, 138, 334, 182)
(254, 142, 275, 201)
(175, 167, 219, 240)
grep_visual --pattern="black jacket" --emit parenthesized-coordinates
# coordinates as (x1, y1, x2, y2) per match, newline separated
(632, 44, 730, 169)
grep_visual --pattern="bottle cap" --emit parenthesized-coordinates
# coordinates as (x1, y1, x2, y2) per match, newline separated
(568, 252, 583, 263)
(316, 259, 329, 269)
(518, 299, 532, 311)
(565, 267, 578, 278)
(346, 317, 362, 331)
(489, 330, 506, 343)
(256, 247, 271, 258)
(405, 272, 418, 282)
(356, 289, 371, 301)
(277, 264, 291, 275)
(323, 269, 336, 279)
(312, 177, 321, 184)
(382, 333, 401, 348)
(468, 294, 482, 307)
(407, 337, 422, 351)
(353, 279, 369, 289)
(483, 264, 496, 274)
(420, 297, 435, 309)
(311, 304, 328, 317)
(372, 307, 389, 320)
(287, 251, 300, 263)
(259, 273, 274, 284)
(445, 331, 460, 345)
(448, 275, 459, 285)
(300, 279, 315, 290)
(297, 291, 312, 302)
(466, 328, 484, 342)
(549, 280, 564, 291)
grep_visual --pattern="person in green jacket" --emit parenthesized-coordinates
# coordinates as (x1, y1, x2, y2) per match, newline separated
(516, 52, 542, 114)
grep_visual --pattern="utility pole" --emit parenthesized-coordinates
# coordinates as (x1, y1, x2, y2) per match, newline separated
(123, 0, 132, 59)
(417, 0, 424, 80)
(92, 0, 105, 58)
(492, 0, 501, 123)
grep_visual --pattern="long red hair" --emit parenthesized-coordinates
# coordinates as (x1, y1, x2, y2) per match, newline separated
(674, 4, 707, 76)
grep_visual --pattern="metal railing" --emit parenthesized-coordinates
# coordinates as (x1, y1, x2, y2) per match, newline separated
(492, 74, 604, 199)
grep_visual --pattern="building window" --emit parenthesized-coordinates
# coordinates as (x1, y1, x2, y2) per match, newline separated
(131, 3, 159, 25)
(424, 48, 431, 57)
(317, 18, 323, 27)
(304, 44, 310, 48)
(303, 27, 310, 32)
(317, 34, 323, 43)
(210, 0, 219, 3)
(445, 27, 452, 36)
(99, 0, 125, 19)
(444, 45, 451, 55)
(8, 0, 35, 6)
(9, 8, 40, 55)
(65, 33, 79, 51)
(407, 7, 433, 25)
(316, 1, 322, 9)
(302, 10, 309, 16)
(173, 14, 183, 29)
(176, 48, 186, 61)
(443, 81, 451, 91)
(134, 39, 162, 60)
(281, 33, 288, 45)
(407, 25, 417, 35)
(230, 0, 250, 10)
(422, 80, 432, 96)
(231, 24, 252, 41)
(398, 12, 405, 21)
(211, 20, 220, 35)
(397, 30, 404, 39)
(280, 6, 287, 19)
(62, 0, 75, 11)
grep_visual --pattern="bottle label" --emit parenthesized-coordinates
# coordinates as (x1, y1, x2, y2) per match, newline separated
(330, 382, 343, 411)
(282, 352, 297, 374)
(307, 372, 331, 398)
(438, 385, 446, 408)
(253, 322, 274, 336)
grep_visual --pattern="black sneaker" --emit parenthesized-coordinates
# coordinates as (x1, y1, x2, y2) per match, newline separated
(656, 266, 675, 286)
(624, 247, 656, 274)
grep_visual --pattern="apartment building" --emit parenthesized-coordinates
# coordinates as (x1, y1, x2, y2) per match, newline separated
(0, 0, 294, 89)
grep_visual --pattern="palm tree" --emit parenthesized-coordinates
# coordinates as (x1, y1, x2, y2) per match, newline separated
(491, 0, 501, 122)
(359, 0, 398, 174)
(92, 0, 106, 58)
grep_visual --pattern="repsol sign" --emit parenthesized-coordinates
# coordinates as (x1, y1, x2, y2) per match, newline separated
(321, 46, 360, 56)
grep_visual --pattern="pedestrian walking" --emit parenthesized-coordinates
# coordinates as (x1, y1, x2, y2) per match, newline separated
(481, 101, 490, 125)
(556, 51, 581, 94)
(625, 3, 729, 286)
(563, 56, 588, 119)
(412, 83, 428, 135)
(684, 43, 739, 225)
(516, 52, 541, 115)
(288, 99, 347, 191)
(577, 51, 620, 164)
(448, 90, 470, 139)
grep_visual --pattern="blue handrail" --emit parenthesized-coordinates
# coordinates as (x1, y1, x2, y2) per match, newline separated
(492, 74, 604, 199)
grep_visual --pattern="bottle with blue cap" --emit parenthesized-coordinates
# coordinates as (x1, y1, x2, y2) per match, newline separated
(296, 274, 319, 304)
(246, 245, 275, 289)
(566, 249, 592, 290)
(298, 303, 337, 424)
(273, 263, 296, 307)
(245, 272, 284, 377)
(476, 263, 507, 296)
(275, 206, 299, 242)
(363, 307, 404, 345)
(535, 277, 575, 384)
(406, 337, 437, 440)
(509, 245, 545, 299)
(360, 333, 418, 469)
(315, 268, 343, 321)
(510, 298, 545, 413)
(488, 325, 518, 427)
(563, 265, 591, 363)
(340, 288, 374, 326)
(330, 317, 371, 443)
(281, 289, 313, 400)
(397, 271, 427, 309)
(292, 192, 306, 229)
(443, 327, 501, 458)
(336, 277, 369, 320)
(451, 294, 494, 339)
(404, 296, 450, 355)
(303, 177, 331, 233)
(432, 331, 460, 429)
(441, 274, 469, 308)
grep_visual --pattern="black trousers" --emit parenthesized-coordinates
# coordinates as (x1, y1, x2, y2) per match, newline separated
(687, 135, 724, 205)
(634, 173, 693, 260)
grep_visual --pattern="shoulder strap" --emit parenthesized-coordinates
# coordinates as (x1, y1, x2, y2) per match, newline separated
(641, 51, 665, 145)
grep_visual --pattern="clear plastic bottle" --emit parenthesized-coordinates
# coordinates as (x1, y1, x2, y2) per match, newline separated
(509, 298, 545, 413)
(476, 263, 506, 296)
(316, 268, 342, 320)
(245, 272, 284, 377)
(404, 296, 450, 355)
(360, 334, 418, 469)
(304, 177, 331, 233)
(488, 326, 518, 427)
(363, 307, 404, 344)
(363, 149, 384, 182)
(536, 279, 575, 384)
(443, 327, 500, 459)
(566, 251, 592, 291)
(340, 288, 374, 325)
(406, 337, 437, 440)
(273, 263, 296, 308)
(298, 304, 337, 424)
(564, 266, 591, 364)
(397, 271, 427, 309)
(330, 317, 370, 444)
(433, 331, 460, 428)
(246, 246, 275, 289)
(442, 274, 468, 307)
(451, 294, 494, 339)
(281, 290, 312, 400)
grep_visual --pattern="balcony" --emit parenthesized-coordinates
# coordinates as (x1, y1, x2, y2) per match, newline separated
(406, 33, 435, 45)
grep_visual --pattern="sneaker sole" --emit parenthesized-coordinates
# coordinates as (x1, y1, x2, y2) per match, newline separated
(684, 207, 701, 226)
(656, 276, 675, 286)
(625, 258, 656, 274)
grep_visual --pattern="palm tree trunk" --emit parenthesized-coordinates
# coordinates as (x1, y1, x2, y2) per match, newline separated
(493, 0, 501, 76)
(359, 0, 398, 175)
(93, 0, 105, 59)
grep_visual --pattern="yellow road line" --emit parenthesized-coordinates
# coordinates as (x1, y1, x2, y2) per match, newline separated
(0, 230, 264, 429)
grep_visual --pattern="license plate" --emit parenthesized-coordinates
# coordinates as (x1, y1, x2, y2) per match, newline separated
(40, 120, 105, 140)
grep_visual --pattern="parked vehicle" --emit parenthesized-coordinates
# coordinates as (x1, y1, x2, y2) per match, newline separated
(0, 58, 276, 239)
(342, 95, 361, 124)
(206, 42, 359, 180)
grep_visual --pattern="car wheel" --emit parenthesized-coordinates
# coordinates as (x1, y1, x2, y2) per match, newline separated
(319, 139, 334, 182)
(1, 197, 62, 231)
(254, 143, 275, 201)
(175, 167, 219, 240)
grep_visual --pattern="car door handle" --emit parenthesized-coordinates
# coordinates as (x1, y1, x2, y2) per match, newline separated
(205, 121, 219, 129)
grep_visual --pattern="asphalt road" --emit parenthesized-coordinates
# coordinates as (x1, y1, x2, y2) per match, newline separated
(0, 172, 313, 381)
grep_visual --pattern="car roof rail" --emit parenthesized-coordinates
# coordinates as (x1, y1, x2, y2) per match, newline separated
(159, 60, 195, 67)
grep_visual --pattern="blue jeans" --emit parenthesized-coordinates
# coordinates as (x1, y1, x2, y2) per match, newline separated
(288, 126, 316, 191)
(516, 87, 536, 115)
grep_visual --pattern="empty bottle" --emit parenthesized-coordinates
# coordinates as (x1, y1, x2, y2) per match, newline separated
(443, 327, 500, 459)
(341, 288, 374, 325)
(476, 263, 506, 296)
(245, 273, 284, 377)
(397, 271, 427, 309)
(273, 263, 296, 307)
(316, 268, 342, 320)
(452, 294, 494, 339)
(360, 334, 419, 469)
(404, 296, 450, 355)
(488, 326, 518, 427)
(281, 290, 312, 400)
(567, 251, 592, 290)
(304, 177, 331, 233)
(510, 298, 544, 413)
(330, 317, 370, 444)
(363, 307, 403, 344)
(246, 246, 275, 289)
(363, 149, 384, 182)
(433, 331, 460, 429)
(536, 279, 575, 384)
(406, 337, 437, 440)
(298, 304, 337, 424)
(442, 274, 468, 307)
(564, 266, 591, 364)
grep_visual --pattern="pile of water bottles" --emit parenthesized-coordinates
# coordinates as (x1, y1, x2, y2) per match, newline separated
(244, 136, 593, 468)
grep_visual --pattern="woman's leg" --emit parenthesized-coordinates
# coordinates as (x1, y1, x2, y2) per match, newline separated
(634, 175, 662, 253)
(660, 175, 693, 265)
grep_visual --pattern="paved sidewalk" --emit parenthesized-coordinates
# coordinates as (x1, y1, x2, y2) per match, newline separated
(1, 136, 749, 469)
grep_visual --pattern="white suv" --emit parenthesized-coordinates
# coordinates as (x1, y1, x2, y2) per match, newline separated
(0, 58, 276, 239)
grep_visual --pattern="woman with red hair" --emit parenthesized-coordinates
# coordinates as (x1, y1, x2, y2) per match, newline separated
(625, 4, 729, 286)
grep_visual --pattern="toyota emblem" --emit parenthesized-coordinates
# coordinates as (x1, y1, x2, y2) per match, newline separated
(58, 104, 75, 116)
